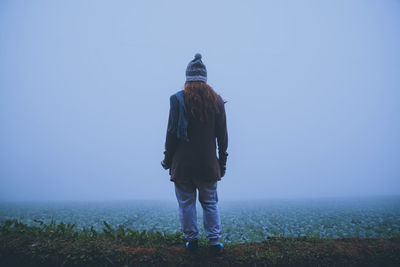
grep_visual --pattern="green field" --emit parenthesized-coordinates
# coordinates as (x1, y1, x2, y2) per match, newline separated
(1, 196, 399, 242)
(1, 219, 399, 266)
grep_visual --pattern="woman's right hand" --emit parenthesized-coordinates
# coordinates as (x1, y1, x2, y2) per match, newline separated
(161, 160, 170, 170)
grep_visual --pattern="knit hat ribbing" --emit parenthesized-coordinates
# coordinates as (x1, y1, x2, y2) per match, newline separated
(186, 53, 207, 83)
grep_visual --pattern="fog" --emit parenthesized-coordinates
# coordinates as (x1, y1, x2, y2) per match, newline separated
(1, 0, 399, 202)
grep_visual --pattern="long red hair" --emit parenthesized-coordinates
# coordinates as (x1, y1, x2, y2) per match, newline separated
(184, 81, 220, 122)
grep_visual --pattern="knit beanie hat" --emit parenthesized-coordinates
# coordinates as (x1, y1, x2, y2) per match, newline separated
(186, 53, 207, 83)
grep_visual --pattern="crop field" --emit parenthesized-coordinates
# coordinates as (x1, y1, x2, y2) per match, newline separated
(1, 196, 399, 243)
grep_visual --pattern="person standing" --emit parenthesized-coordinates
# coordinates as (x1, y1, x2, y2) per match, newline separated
(161, 53, 228, 254)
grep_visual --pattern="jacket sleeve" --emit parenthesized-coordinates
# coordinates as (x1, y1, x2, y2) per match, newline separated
(216, 97, 228, 166)
(163, 101, 179, 168)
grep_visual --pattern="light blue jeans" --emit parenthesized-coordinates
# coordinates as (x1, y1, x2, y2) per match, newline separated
(174, 179, 222, 245)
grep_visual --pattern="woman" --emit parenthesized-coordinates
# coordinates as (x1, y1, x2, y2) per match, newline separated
(161, 53, 228, 254)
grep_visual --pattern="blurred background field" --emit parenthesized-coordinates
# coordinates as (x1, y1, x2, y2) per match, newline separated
(1, 196, 399, 243)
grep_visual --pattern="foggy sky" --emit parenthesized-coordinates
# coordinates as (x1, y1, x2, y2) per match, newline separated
(1, 0, 399, 201)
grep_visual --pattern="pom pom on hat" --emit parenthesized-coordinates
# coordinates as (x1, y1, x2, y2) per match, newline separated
(194, 53, 202, 60)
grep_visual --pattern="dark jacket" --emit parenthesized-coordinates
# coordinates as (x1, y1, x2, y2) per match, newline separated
(163, 92, 228, 182)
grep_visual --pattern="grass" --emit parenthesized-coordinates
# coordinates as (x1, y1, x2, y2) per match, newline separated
(1, 219, 400, 266)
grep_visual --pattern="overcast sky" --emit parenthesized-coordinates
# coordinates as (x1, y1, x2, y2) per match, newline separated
(1, 0, 399, 201)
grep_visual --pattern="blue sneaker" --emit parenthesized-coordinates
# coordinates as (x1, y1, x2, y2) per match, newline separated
(209, 243, 223, 255)
(185, 240, 199, 252)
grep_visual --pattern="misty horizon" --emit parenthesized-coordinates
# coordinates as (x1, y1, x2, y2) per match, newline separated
(1, 0, 399, 202)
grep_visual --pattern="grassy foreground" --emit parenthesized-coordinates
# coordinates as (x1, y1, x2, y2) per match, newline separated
(1, 220, 399, 267)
